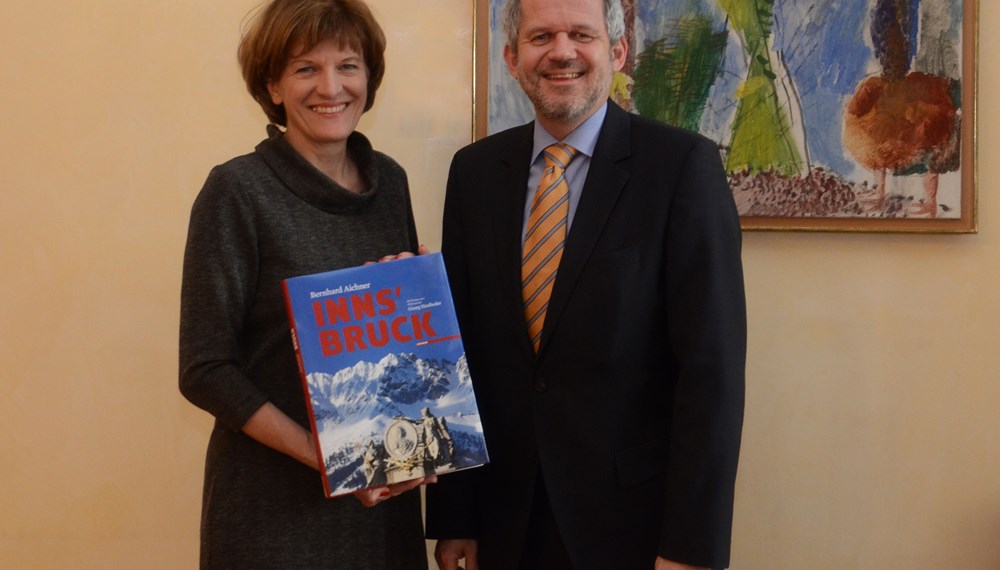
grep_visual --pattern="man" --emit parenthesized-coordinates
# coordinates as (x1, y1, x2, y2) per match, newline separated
(425, 0, 746, 568)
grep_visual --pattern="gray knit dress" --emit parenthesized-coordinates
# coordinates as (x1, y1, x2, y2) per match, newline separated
(180, 127, 428, 569)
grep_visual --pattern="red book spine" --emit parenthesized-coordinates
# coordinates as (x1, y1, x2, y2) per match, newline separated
(282, 279, 332, 498)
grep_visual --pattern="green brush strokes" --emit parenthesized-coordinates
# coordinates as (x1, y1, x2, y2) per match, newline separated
(632, 15, 728, 132)
(718, 0, 803, 175)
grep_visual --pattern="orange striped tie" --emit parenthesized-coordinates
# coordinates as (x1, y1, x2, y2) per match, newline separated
(522, 143, 578, 353)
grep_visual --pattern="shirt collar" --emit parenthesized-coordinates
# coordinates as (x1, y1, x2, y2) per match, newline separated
(531, 101, 608, 162)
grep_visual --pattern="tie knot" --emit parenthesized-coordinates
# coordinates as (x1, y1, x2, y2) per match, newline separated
(543, 143, 578, 171)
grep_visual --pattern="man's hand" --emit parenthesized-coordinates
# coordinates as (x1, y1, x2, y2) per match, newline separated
(435, 538, 478, 570)
(655, 556, 709, 570)
(352, 476, 437, 508)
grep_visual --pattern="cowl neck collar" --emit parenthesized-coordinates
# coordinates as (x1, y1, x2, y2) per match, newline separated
(255, 125, 379, 214)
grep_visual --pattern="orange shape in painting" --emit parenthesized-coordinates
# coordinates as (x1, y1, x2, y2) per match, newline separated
(843, 72, 956, 172)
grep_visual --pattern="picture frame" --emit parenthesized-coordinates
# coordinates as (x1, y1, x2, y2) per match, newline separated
(474, 0, 978, 233)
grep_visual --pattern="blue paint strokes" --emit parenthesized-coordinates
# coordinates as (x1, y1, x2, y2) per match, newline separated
(488, 0, 534, 133)
(773, 0, 872, 173)
(909, 0, 922, 62)
(697, 0, 874, 173)
(632, 0, 877, 173)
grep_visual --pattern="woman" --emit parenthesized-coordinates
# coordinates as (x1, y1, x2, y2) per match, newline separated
(179, 0, 430, 567)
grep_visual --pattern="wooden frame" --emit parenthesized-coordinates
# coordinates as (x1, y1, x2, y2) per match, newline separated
(474, 0, 977, 233)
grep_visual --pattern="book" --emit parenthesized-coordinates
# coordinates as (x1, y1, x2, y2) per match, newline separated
(282, 252, 489, 498)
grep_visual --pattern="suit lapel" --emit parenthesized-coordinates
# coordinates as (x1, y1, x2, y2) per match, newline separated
(494, 124, 538, 358)
(538, 103, 632, 354)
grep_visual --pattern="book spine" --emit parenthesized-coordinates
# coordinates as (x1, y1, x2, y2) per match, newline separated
(282, 278, 334, 498)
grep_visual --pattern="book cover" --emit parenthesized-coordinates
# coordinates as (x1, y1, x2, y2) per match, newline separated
(282, 253, 489, 498)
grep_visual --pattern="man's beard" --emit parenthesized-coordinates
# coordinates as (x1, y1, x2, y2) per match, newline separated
(518, 60, 611, 126)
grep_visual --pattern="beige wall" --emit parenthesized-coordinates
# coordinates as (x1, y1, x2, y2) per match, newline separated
(1, 1, 996, 568)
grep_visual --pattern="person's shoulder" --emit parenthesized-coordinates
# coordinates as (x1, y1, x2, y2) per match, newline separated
(207, 148, 269, 184)
(350, 130, 398, 168)
(625, 111, 715, 150)
(372, 149, 406, 177)
(348, 130, 408, 186)
(454, 122, 532, 162)
(371, 150, 411, 197)
(193, 149, 271, 211)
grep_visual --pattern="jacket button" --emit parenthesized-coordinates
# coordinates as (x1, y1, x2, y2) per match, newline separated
(534, 378, 547, 393)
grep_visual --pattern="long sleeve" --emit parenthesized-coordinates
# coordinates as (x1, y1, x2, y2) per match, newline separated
(425, 153, 483, 539)
(658, 137, 746, 568)
(179, 167, 270, 431)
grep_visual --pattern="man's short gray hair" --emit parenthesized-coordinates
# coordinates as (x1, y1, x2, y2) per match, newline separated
(500, 0, 625, 54)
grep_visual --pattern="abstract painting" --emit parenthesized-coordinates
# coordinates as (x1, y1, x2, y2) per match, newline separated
(474, 0, 977, 232)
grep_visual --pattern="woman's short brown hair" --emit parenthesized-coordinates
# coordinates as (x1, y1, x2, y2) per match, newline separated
(238, 0, 386, 126)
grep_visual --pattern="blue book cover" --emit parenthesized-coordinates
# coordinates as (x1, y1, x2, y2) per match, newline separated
(282, 253, 489, 498)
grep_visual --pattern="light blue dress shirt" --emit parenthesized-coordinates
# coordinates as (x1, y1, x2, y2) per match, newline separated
(522, 102, 608, 243)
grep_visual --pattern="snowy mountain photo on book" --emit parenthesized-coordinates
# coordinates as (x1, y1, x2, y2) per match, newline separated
(282, 253, 488, 497)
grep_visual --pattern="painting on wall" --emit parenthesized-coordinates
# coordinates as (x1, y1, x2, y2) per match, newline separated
(474, 0, 977, 233)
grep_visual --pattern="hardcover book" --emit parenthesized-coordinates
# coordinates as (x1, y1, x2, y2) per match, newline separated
(282, 253, 489, 498)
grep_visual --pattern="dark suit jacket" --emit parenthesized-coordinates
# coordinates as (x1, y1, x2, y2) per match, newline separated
(426, 101, 746, 570)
